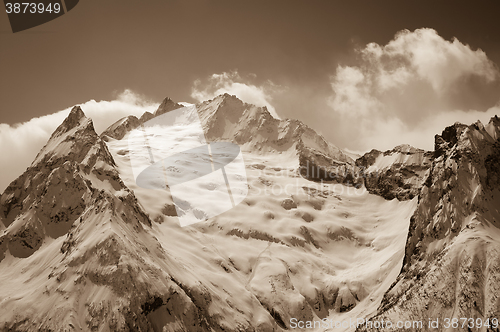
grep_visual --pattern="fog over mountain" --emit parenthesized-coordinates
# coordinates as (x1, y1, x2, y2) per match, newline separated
(0, 94, 498, 331)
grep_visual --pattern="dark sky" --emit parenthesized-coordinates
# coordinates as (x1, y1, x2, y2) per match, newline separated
(1, 0, 499, 125)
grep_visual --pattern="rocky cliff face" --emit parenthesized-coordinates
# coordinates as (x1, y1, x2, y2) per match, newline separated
(356, 145, 433, 200)
(358, 117, 500, 332)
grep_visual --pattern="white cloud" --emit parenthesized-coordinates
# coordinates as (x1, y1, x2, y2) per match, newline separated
(191, 71, 282, 118)
(328, 28, 500, 152)
(0, 89, 158, 192)
(329, 66, 381, 117)
(360, 105, 500, 152)
(379, 29, 498, 91)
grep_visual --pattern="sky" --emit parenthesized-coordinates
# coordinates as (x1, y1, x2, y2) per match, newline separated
(1, 0, 500, 191)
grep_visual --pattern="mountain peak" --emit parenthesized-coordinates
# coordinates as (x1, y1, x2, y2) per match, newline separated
(51, 106, 94, 138)
(204, 93, 244, 106)
(357, 117, 500, 331)
(215, 92, 234, 99)
(65, 105, 87, 128)
(386, 144, 424, 155)
(101, 115, 141, 140)
(69, 105, 85, 119)
(197, 93, 251, 125)
(485, 115, 500, 140)
(101, 96, 183, 140)
(154, 96, 183, 117)
(221, 92, 238, 100)
(32, 106, 99, 166)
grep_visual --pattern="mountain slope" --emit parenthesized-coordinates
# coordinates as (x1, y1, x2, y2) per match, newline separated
(101, 115, 141, 141)
(358, 117, 500, 332)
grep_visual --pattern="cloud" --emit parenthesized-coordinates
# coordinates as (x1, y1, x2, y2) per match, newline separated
(357, 105, 500, 153)
(191, 71, 282, 118)
(0, 90, 158, 192)
(328, 28, 500, 152)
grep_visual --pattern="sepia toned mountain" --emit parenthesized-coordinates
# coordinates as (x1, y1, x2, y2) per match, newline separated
(0, 96, 498, 332)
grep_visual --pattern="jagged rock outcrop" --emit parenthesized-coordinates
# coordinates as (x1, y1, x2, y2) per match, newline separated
(356, 149, 382, 168)
(139, 111, 154, 123)
(356, 144, 433, 200)
(358, 117, 500, 332)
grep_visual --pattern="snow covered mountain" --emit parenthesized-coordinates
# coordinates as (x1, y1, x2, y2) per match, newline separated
(196, 94, 352, 162)
(103, 94, 354, 181)
(0, 95, 498, 332)
(359, 117, 500, 331)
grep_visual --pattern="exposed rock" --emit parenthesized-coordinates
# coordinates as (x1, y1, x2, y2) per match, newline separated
(0, 107, 147, 261)
(161, 203, 177, 217)
(281, 198, 297, 210)
(3, 96, 498, 332)
(357, 144, 433, 200)
(355, 149, 382, 168)
(101, 97, 183, 141)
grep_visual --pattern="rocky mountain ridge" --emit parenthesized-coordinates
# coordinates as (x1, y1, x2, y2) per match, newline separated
(358, 116, 500, 331)
(103, 94, 355, 184)
(0, 106, 125, 259)
(101, 97, 184, 140)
